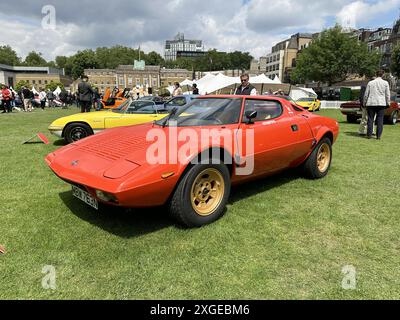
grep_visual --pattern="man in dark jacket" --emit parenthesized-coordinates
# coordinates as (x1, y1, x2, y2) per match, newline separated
(234, 74, 257, 95)
(78, 75, 94, 113)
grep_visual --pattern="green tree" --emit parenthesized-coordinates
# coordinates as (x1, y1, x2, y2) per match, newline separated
(391, 44, 400, 78)
(15, 80, 30, 91)
(69, 50, 99, 79)
(45, 81, 64, 91)
(292, 25, 381, 85)
(0, 45, 21, 66)
(23, 51, 48, 66)
(55, 56, 69, 69)
(145, 51, 164, 65)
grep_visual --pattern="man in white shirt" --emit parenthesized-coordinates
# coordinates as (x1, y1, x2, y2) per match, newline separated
(364, 70, 391, 140)
(235, 74, 257, 95)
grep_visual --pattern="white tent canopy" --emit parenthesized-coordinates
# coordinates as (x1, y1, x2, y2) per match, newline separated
(31, 86, 39, 95)
(165, 73, 282, 96)
(53, 86, 62, 96)
(180, 79, 193, 87)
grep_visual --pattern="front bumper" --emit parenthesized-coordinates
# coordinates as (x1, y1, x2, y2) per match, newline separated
(48, 126, 64, 138)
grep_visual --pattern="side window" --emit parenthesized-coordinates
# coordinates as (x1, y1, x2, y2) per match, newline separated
(126, 101, 156, 114)
(173, 97, 187, 106)
(243, 99, 283, 122)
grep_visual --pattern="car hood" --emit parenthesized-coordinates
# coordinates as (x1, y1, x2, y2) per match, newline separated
(49, 110, 121, 127)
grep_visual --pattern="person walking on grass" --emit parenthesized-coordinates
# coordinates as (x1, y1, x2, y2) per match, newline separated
(39, 89, 47, 110)
(364, 70, 390, 140)
(22, 86, 33, 112)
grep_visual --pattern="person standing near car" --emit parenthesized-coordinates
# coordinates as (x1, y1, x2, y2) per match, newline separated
(234, 74, 257, 95)
(364, 70, 390, 140)
(78, 75, 94, 113)
(172, 82, 183, 97)
(192, 83, 199, 95)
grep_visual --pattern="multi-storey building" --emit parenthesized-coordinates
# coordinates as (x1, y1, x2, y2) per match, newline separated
(165, 33, 204, 61)
(263, 33, 313, 82)
(0, 64, 72, 89)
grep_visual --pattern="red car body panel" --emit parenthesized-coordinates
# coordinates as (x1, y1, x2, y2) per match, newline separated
(46, 95, 339, 208)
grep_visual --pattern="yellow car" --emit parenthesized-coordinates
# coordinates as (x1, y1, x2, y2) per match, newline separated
(48, 99, 170, 143)
(296, 97, 321, 112)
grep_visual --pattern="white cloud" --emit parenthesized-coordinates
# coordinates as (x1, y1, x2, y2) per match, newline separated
(0, 0, 398, 62)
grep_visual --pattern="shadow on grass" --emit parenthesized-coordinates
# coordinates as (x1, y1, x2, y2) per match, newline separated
(59, 191, 173, 238)
(229, 169, 302, 205)
(59, 169, 303, 237)
(53, 140, 67, 147)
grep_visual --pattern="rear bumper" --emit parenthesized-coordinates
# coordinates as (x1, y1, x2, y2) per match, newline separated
(340, 108, 361, 116)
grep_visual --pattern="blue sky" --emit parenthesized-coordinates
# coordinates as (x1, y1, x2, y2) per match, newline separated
(0, 0, 399, 61)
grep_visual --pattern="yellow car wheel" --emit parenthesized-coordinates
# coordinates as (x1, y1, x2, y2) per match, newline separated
(64, 123, 93, 144)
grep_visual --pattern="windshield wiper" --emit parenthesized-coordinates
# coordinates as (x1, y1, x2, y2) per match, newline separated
(161, 107, 178, 128)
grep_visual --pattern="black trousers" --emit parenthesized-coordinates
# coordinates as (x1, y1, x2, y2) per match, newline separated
(80, 101, 91, 113)
(367, 106, 385, 138)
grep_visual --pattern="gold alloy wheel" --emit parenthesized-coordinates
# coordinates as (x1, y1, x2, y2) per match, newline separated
(317, 143, 331, 173)
(191, 168, 225, 217)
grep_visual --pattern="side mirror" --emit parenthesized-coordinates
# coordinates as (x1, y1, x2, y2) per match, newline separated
(245, 110, 257, 124)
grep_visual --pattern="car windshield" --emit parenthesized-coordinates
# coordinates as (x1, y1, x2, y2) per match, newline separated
(112, 99, 157, 114)
(297, 98, 315, 102)
(155, 98, 242, 127)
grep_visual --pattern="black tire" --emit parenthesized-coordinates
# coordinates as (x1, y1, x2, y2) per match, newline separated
(389, 110, 398, 125)
(302, 137, 332, 180)
(347, 115, 358, 123)
(169, 162, 231, 228)
(64, 123, 93, 143)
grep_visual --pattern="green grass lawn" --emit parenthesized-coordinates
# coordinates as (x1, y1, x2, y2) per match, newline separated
(0, 107, 399, 300)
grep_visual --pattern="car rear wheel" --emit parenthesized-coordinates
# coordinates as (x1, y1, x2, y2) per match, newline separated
(169, 163, 231, 228)
(389, 110, 398, 125)
(302, 137, 332, 179)
(347, 115, 358, 123)
(64, 123, 93, 143)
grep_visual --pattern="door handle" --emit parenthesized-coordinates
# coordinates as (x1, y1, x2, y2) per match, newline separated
(291, 124, 299, 132)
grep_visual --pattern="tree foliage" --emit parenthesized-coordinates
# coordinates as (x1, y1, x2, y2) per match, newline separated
(15, 80, 30, 91)
(292, 25, 381, 85)
(1, 44, 253, 80)
(391, 44, 400, 78)
(45, 81, 64, 91)
(0, 45, 21, 66)
(23, 51, 48, 66)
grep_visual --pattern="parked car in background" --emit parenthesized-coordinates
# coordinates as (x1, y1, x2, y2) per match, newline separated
(340, 99, 399, 125)
(162, 95, 197, 111)
(48, 99, 173, 143)
(138, 96, 165, 105)
(296, 97, 321, 112)
(46, 95, 339, 228)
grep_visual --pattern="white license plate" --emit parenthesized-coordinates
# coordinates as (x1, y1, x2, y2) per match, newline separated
(72, 185, 98, 210)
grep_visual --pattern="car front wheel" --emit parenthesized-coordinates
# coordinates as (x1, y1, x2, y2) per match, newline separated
(64, 123, 93, 143)
(302, 137, 332, 179)
(169, 163, 231, 228)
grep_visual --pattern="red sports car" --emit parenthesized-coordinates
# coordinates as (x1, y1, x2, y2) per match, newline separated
(46, 95, 339, 227)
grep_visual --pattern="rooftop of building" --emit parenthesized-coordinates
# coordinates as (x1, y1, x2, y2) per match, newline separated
(0, 64, 64, 75)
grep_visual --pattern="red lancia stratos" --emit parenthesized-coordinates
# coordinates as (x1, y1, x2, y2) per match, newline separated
(46, 95, 339, 228)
